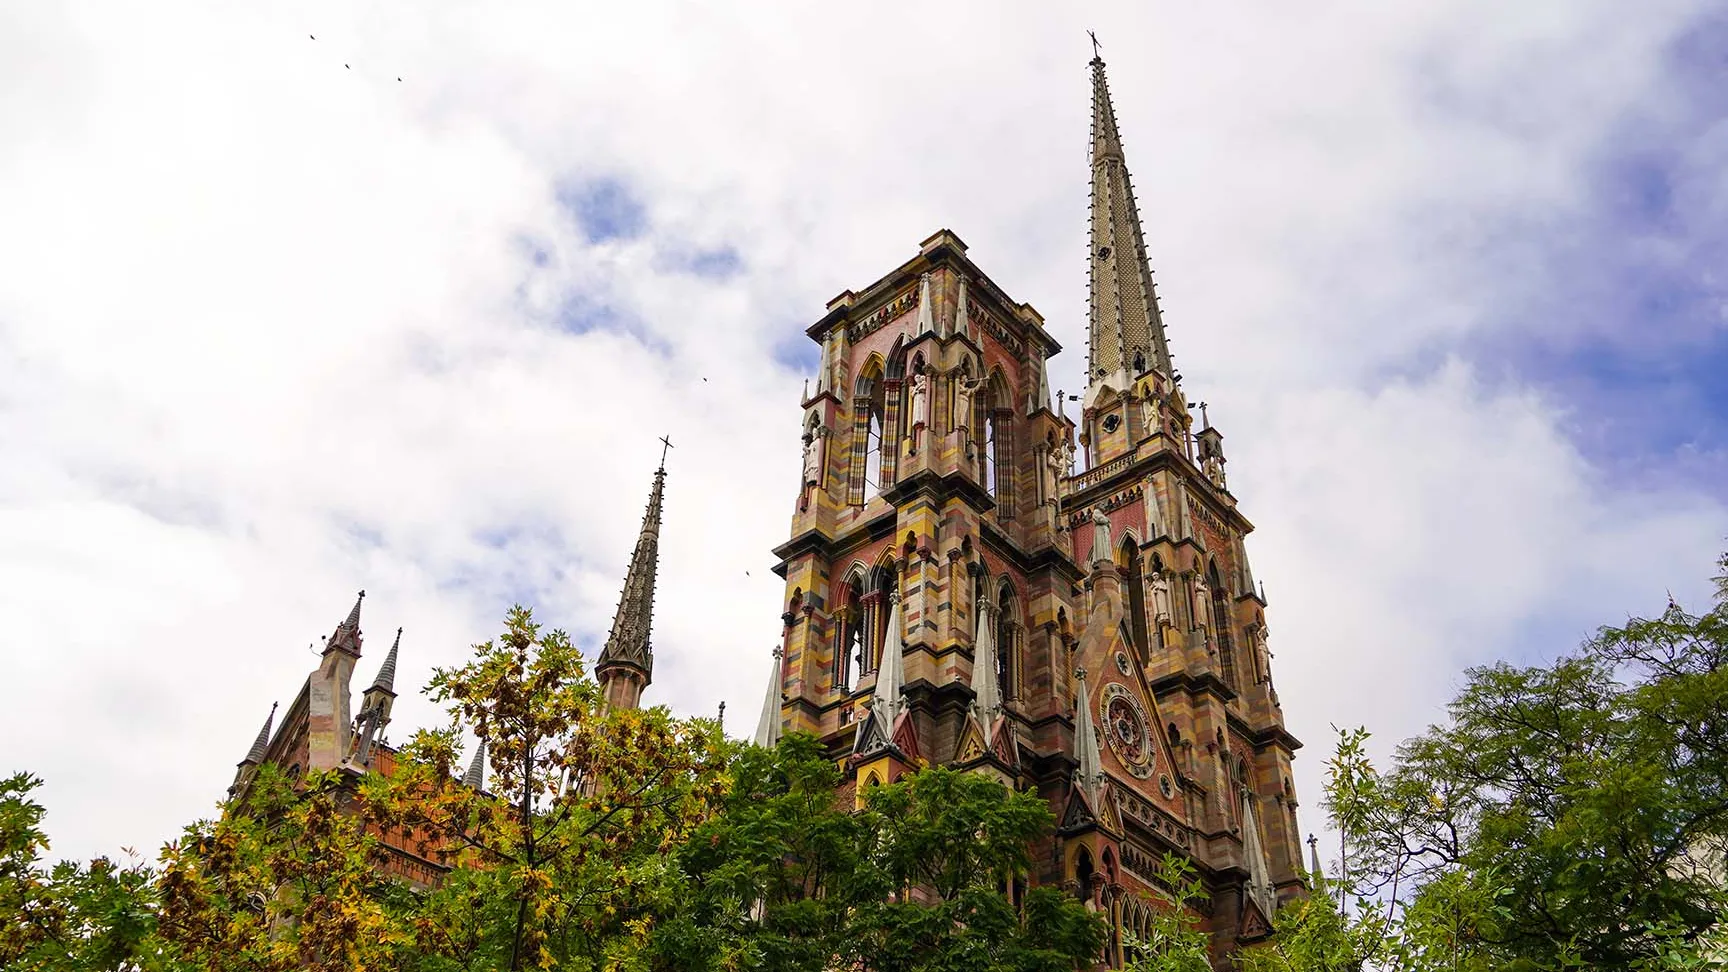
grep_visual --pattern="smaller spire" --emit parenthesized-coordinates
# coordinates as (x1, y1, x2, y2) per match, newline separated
(241, 702, 278, 766)
(753, 648, 784, 748)
(327, 590, 366, 655)
(871, 587, 906, 727)
(915, 272, 936, 335)
(1031, 357, 1052, 414)
(953, 275, 969, 339)
(463, 740, 487, 790)
(1072, 667, 1105, 803)
(1307, 833, 1326, 895)
(970, 598, 1001, 722)
(369, 628, 402, 694)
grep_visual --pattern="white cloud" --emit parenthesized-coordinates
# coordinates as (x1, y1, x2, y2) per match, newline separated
(1, 0, 1723, 864)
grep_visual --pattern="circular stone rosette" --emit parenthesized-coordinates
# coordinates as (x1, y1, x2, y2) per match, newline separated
(1099, 682, 1154, 779)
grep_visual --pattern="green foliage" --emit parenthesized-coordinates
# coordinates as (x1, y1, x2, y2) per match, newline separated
(1268, 550, 1728, 972)
(661, 736, 1106, 972)
(1117, 855, 1212, 972)
(0, 772, 159, 970)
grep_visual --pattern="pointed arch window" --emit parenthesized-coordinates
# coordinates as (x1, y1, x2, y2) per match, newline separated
(865, 411, 884, 494)
(836, 574, 865, 694)
(1121, 538, 1147, 656)
(984, 411, 999, 495)
(1210, 562, 1238, 692)
(995, 581, 1019, 704)
(849, 359, 886, 505)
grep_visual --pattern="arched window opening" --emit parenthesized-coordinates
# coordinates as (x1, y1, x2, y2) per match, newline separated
(838, 574, 865, 693)
(1075, 848, 1096, 904)
(1209, 561, 1238, 692)
(984, 411, 999, 495)
(849, 358, 886, 506)
(1120, 537, 1147, 656)
(870, 565, 897, 672)
(995, 581, 1018, 703)
(865, 410, 884, 494)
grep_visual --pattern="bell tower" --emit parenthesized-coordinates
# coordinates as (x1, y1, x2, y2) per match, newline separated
(766, 49, 1309, 966)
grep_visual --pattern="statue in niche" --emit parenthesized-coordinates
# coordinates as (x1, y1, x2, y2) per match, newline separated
(1253, 626, 1272, 683)
(1041, 447, 1064, 504)
(910, 371, 930, 428)
(1150, 572, 1172, 624)
(954, 374, 984, 430)
(1192, 575, 1211, 633)
(1140, 392, 1161, 435)
(1090, 508, 1112, 563)
(801, 427, 824, 487)
(1055, 438, 1076, 499)
(1203, 454, 1227, 490)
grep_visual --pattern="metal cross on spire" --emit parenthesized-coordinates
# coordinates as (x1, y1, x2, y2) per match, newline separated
(1088, 29, 1101, 59)
(657, 434, 674, 471)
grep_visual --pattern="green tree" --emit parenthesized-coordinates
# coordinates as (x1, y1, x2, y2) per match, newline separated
(376, 605, 729, 971)
(1260, 551, 1728, 971)
(660, 735, 1106, 972)
(0, 772, 159, 971)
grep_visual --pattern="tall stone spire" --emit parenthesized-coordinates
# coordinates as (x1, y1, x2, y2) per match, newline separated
(369, 627, 402, 694)
(1072, 667, 1105, 804)
(753, 648, 784, 748)
(596, 451, 668, 710)
(463, 740, 487, 790)
(871, 588, 905, 727)
(241, 702, 277, 766)
(1086, 53, 1174, 394)
(970, 597, 1002, 722)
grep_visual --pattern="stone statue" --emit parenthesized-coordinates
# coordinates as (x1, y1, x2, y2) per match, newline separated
(801, 430, 822, 486)
(1203, 455, 1226, 489)
(1041, 447, 1063, 504)
(1150, 572, 1172, 623)
(1090, 508, 1112, 563)
(954, 375, 984, 429)
(910, 371, 930, 427)
(1055, 438, 1075, 499)
(1192, 575, 1211, 632)
(1253, 626, 1272, 682)
(1140, 392, 1159, 432)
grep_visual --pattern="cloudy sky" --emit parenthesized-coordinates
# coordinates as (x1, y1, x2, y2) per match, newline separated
(3, 0, 1725, 864)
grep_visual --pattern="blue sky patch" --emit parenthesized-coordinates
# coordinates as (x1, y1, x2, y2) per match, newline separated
(556, 177, 647, 244)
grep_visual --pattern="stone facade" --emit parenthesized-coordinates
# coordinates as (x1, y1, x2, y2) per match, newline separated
(761, 55, 1308, 967)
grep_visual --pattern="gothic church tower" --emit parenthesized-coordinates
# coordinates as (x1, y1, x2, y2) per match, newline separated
(765, 53, 1307, 965)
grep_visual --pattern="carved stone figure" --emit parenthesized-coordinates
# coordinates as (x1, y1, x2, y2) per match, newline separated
(1055, 438, 1076, 499)
(1140, 392, 1159, 432)
(954, 374, 984, 430)
(801, 430, 823, 486)
(1041, 447, 1063, 504)
(1150, 572, 1172, 623)
(910, 371, 930, 427)
(1090, 508, 1112, 563)
(1192, 575, 1211, 632)
(1253, 626, 1271, 683)
(1203, 454, 1226, 489)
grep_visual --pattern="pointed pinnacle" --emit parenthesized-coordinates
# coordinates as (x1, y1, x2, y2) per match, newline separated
(344, 590, 365, 628)
(242, 702, 278, 765)
(369, 628, 401, 693)
(598, 460, 666, 681)
(463, 740, 487, 790)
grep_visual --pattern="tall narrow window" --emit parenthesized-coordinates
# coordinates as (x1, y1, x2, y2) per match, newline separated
(1121, 538, 1147, 655)
(1210, 562, 1238, 692)
(984, 412, 998, 495)
(837, 575, 864, 694)
(865, 411, 884, 495)
(996, 582, 1018, 703)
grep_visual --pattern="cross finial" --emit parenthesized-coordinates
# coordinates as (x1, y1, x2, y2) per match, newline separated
(657, 435, 674, 471)
(1088, 30, 1102, 59)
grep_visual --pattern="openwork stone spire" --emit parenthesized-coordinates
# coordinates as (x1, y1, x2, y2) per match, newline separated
(1086, 54, 1174, 392)
(597, 459, 667, 687)
(970, 597, 1002, 722)
(463, 740, 487, 790)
